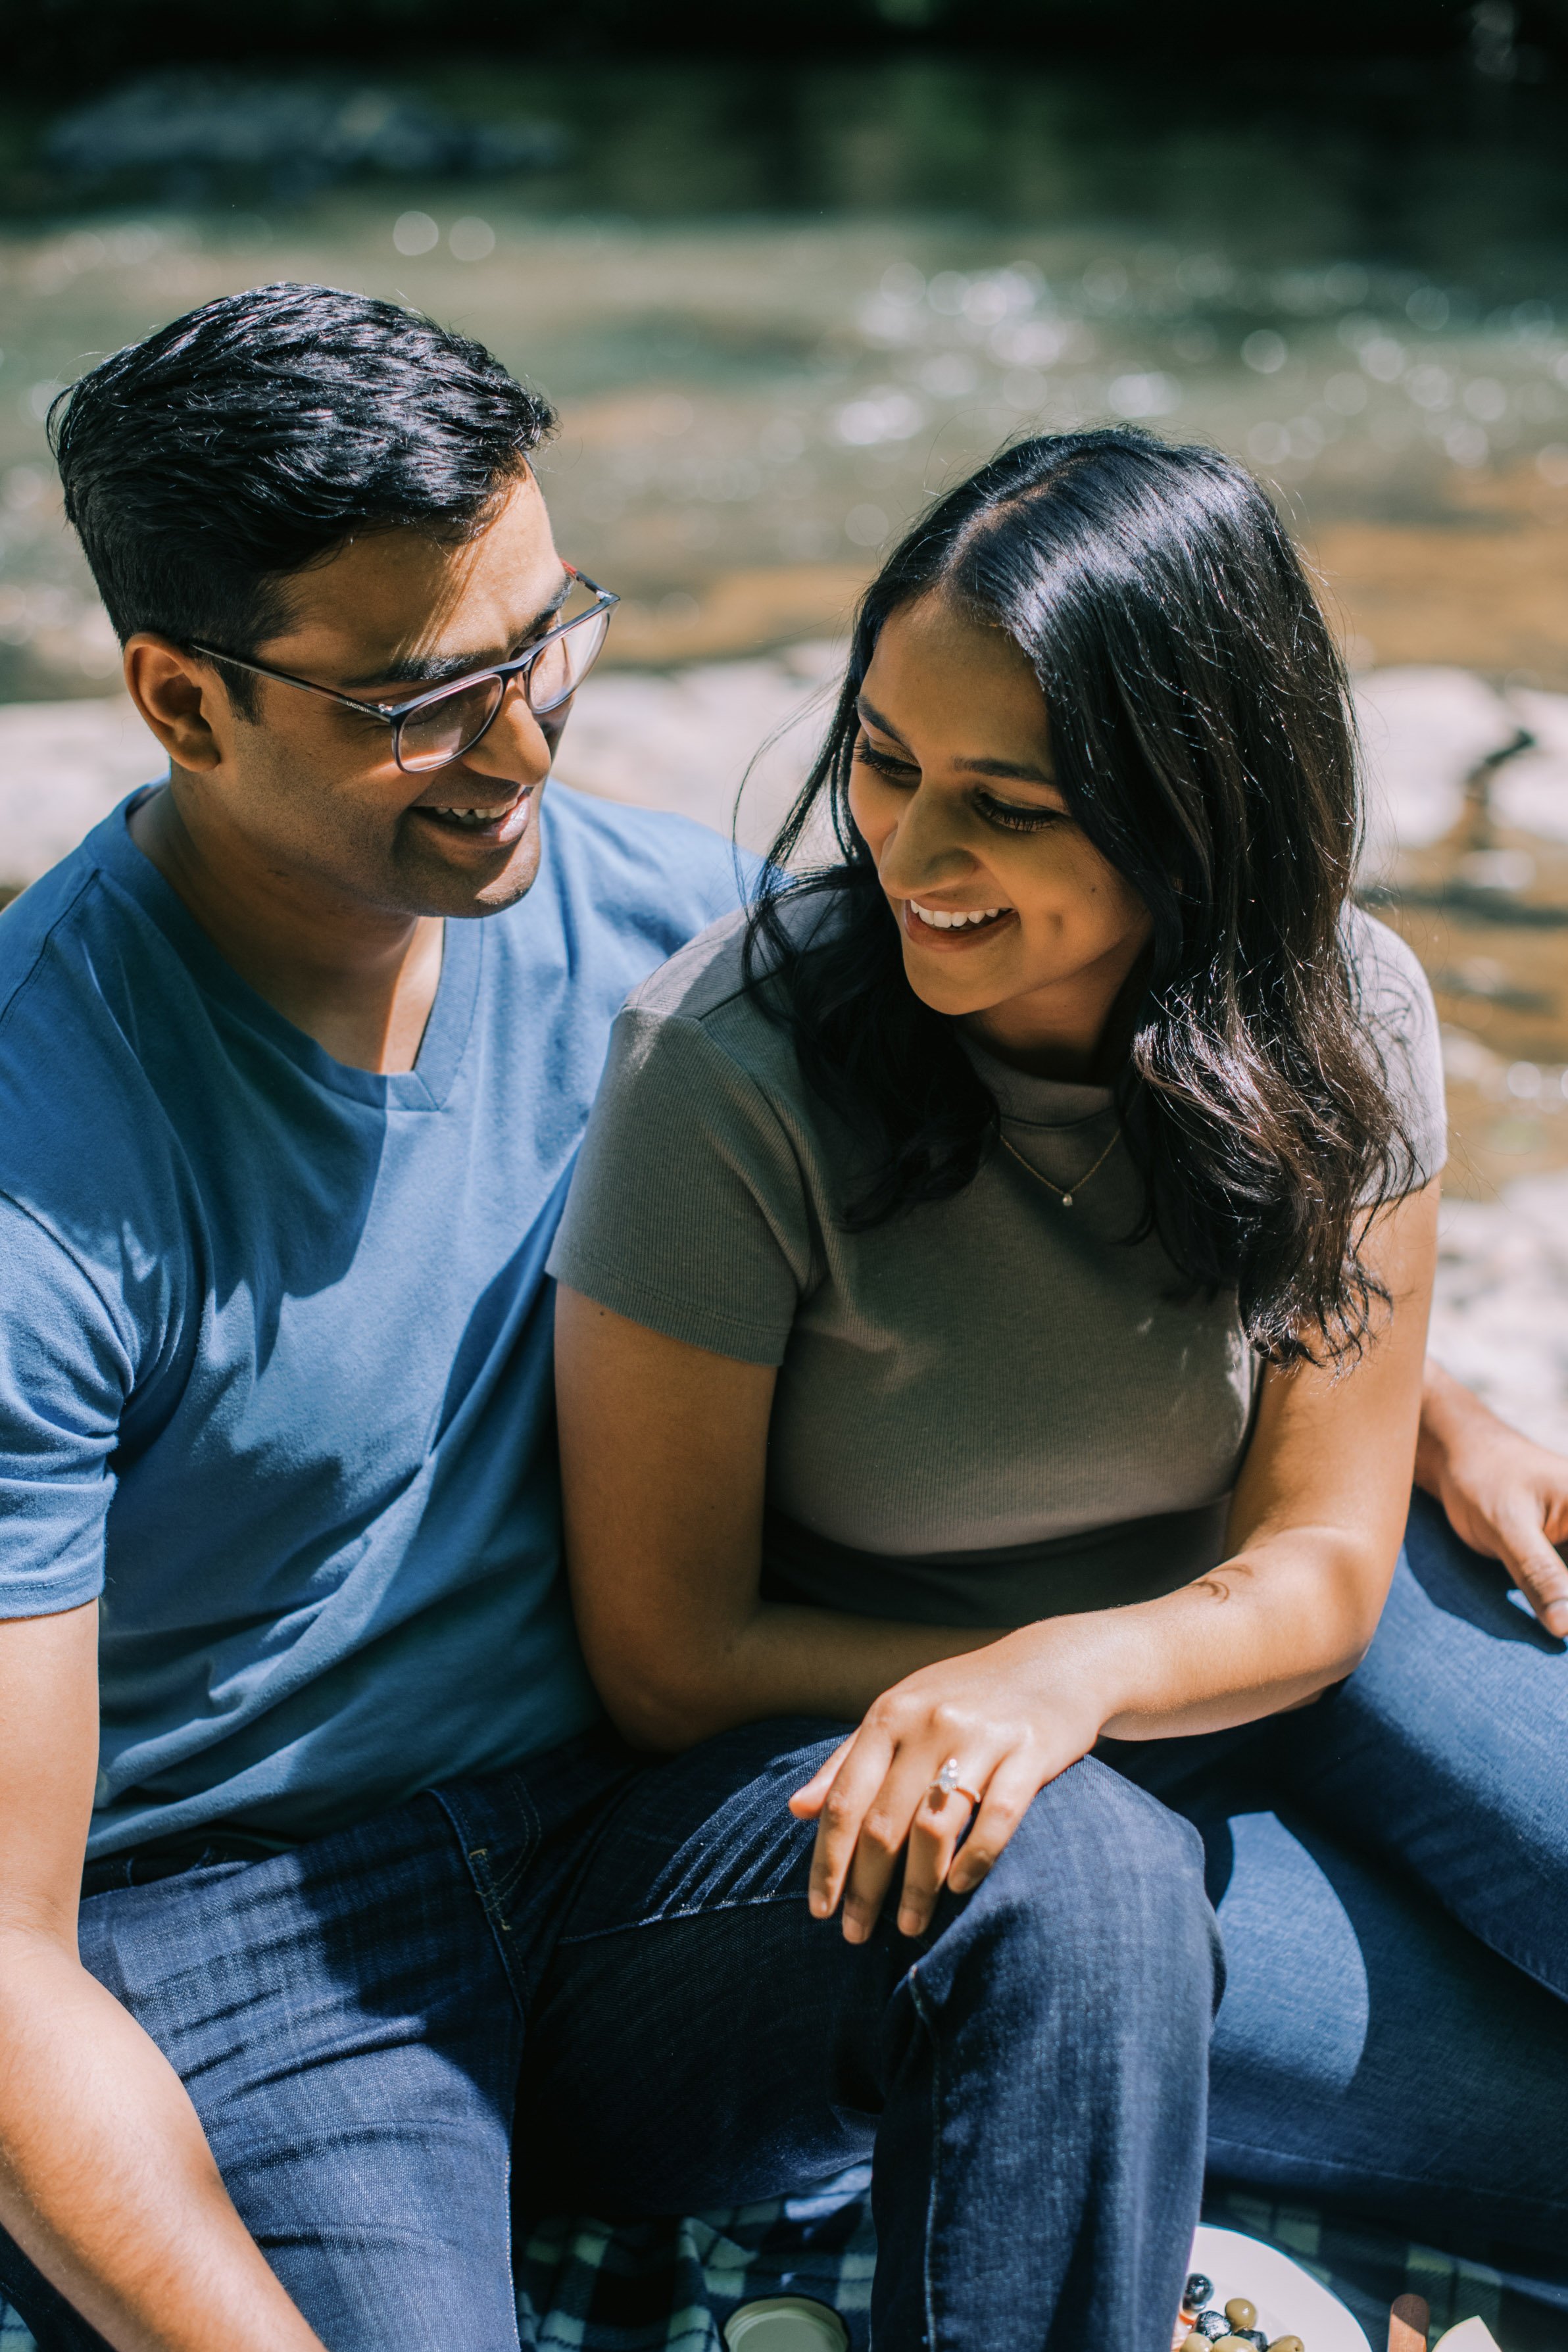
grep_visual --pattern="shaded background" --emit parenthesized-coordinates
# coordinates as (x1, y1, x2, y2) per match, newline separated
(3, 0, 1568, 1425)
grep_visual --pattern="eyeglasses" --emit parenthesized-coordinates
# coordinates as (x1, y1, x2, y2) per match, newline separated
(189, 566, 618, 775)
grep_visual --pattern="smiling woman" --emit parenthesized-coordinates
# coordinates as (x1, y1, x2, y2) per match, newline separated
(552, 428, 1441, 1640)
(532, 427, 1539, 2347)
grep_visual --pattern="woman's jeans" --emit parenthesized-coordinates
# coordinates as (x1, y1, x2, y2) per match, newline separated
(3, 1493, 1568, 2352)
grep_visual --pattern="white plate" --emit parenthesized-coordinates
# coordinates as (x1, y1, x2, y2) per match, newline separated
(1189, 2224, 1373, 2352)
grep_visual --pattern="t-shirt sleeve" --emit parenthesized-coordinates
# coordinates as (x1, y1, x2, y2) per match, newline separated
(1352, 912, 1447, 1195)
(547, 1006, 813, 1367)
(0, 1193, 132, 1618)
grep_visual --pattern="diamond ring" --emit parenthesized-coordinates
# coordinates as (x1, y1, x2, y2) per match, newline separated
(927, 1757, 981, 1809)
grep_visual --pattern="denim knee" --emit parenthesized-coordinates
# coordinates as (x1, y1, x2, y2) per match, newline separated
(872, 1758, 1216, 2350)
(914, 1753, 1223, 2029)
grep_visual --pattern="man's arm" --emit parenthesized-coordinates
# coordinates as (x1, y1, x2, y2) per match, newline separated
(0, 1602, 326, 2352)
(1417, 1359, 1568, 1637)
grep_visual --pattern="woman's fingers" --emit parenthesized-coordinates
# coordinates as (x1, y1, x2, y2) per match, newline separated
(798, 1684, 1072, 1942)
(837, 1743, 973, 1942)
(804, 1723, 896, 1927)
(896, 1778, 982, 1938)
(947, 1753, 1039, 1896)
(788, 1735, 856, 1821)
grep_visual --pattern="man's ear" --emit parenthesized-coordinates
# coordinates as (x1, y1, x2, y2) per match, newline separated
(122, 635, 233, 774)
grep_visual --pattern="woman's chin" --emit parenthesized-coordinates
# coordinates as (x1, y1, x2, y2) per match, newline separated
(899, 942, 1008, 1017)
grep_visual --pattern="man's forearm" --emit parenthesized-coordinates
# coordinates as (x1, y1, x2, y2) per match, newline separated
(0, 1936, 324, 2352)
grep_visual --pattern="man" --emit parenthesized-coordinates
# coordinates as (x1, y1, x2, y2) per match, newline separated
(0, 283, 749, 2351)
(0, 281, 1564, 2352)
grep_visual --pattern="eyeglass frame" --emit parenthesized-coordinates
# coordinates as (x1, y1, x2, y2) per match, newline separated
(187, 564, 619, 773)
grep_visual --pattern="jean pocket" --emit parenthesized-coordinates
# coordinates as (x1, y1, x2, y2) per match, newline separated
(431, 1771, 543, 2008)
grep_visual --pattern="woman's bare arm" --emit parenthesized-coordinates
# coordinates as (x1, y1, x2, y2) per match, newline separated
(0, 1602, 326, 2352)
(1079, 1174, 1440, 1740)
(554, 1285, 1000, 1751)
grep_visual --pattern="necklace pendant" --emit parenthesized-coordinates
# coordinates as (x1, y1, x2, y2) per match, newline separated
(1061, 1193, 1073, 1208)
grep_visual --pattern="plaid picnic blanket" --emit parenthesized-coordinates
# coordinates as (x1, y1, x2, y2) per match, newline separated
(516, 2180, 1568, 2352)
(5, 2176, 1566, 2347)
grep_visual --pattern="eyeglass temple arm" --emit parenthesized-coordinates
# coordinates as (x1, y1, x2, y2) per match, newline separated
(191, 577, 617, 716)
(191, 643, 374, 718)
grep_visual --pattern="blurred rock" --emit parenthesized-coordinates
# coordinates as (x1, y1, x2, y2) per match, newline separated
(603, 568, 867, 672)
(0, 698, 161, 892)
(1354, 666, 1518, 880)
(551, 643, 841, 858)
(1431, 1173, 1568, 1450)
(44, 73, 569, 190)
(1490, 685, 1568, 841)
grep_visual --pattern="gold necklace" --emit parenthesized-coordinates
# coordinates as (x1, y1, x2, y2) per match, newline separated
(996, 1125, 1121, 1210)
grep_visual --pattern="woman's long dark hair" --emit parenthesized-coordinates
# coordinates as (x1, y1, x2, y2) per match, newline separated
(745, 427, 1413, 1365)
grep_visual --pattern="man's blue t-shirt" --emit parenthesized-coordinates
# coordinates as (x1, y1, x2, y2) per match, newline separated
(0, 783, 745, 1857)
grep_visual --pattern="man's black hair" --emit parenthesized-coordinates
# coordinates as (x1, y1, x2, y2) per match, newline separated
(49, 282, 556, 710)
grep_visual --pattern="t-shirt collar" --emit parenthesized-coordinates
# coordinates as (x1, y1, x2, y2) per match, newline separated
(955, 1023, 1116, 1129)
(88, 789, 481, 1111)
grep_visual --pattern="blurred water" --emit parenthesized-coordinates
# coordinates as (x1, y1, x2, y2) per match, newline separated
(1, 59, 1567, 695)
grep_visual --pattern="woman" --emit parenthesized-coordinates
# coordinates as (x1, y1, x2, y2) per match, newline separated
(529, 431, 1568, 2346)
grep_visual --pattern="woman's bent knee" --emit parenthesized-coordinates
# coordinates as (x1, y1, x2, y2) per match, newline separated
(922, 1755, 1221, 2020)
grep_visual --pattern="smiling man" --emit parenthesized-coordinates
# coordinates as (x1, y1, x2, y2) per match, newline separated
(0, 285, 745, 2352)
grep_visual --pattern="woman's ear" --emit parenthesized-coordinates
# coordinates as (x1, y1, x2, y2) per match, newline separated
(122, 635, 229, 775)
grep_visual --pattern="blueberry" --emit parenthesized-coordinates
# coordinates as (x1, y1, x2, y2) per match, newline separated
(1185, 2276, 1215, 2311)
(1195, 2315, 1230, 2341)
(1242, 2334, 1269, 2349)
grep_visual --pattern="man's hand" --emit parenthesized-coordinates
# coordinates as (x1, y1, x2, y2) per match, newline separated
(1417, 1361, 1568, 1638)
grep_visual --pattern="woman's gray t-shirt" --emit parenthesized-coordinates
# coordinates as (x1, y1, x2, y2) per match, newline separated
(548, 903, 1445, 1628)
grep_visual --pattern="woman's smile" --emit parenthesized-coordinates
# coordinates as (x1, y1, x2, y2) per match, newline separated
(902, 896, 1017, 947)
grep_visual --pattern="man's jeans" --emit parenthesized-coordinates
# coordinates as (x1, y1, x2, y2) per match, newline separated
(5, 1495, 1568, 2351)
(0, 1736, 637, 2352)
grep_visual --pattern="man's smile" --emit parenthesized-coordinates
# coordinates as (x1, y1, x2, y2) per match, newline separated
(409, 784, 536, 846)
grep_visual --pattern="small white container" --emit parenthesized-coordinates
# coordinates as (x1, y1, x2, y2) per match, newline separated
(723, 2295, 850, 2351)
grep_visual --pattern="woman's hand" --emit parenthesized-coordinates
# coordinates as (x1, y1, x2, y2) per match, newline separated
(1417, 1360, 1568, 1638)
(789, 1635, 1106, 1942)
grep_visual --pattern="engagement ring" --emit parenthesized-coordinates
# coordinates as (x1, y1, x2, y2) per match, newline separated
(928, 1758, 981, 1809)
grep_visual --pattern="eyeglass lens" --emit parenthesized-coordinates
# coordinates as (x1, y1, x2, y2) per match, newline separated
(397, 677, 506, 773)
(526, 606, 610, 715)
(395, 606, 612, 772)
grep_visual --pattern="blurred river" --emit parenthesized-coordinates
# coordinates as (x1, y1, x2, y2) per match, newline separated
(3, 57, 1568, 1206)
